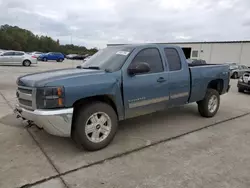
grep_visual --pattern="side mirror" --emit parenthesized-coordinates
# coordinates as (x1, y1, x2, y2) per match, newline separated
(128, 62, 150, 76)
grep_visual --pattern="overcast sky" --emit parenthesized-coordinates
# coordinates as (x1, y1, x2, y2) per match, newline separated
(0, 0, 250, 48)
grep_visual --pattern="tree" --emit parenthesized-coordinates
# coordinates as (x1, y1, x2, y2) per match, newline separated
(0, 24, 98, 55)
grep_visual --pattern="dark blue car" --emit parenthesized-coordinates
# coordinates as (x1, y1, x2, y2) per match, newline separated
(38, 52, 64, 62)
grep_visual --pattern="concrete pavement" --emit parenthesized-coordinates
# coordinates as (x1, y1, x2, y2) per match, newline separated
(62, 114, 250, 188)
(0, 61, 250, 188)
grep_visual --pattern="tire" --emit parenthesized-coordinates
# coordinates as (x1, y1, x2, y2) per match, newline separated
(58, 58, 63, 62)
(72, 102, 118, 151)
(232, 72, 238, 79)
(43, 57, 47, 62)
(238, 87, 244, 93)
(23, 60, 31, 66)
(197, 89, 220, 118)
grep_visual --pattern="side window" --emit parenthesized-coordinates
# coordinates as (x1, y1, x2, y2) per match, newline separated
(14, 52, 24, 56)
(164, 48, 182, 71)
(130, 48, 163, 74)
(3, 52, 14, 56)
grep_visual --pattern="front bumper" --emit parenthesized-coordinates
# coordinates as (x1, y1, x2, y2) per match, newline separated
(14, 105, 73, 137)
(237, 82, 250, 90)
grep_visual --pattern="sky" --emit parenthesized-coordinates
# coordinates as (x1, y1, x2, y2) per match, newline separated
(0, 0, 250, 48)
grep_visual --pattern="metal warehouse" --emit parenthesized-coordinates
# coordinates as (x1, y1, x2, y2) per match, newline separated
(108, 41, 250, 66)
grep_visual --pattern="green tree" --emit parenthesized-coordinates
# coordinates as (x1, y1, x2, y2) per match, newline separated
(0, 24, 98, 55)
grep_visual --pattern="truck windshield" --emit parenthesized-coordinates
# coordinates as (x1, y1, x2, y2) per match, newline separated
(81, 46, 134, 72)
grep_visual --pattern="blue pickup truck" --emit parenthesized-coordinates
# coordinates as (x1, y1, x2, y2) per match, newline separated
(14, 44, 230, 151)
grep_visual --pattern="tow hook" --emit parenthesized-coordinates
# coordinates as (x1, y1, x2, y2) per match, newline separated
(14, 108, 26, 120)
(14, 108, 35, 127)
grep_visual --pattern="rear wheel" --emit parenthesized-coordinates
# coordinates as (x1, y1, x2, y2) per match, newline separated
(232, 72, 238, 79)
(23, 60, 31, 66)
(57, 58, 63, 62)
(197, 89, 220, 118)
(72, 102, 118, 151)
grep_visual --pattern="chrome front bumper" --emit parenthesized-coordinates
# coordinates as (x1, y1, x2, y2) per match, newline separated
(14, 105, 73, 137)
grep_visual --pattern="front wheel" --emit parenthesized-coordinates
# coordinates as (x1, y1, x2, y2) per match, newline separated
(232, 72, 238, 79)
(72, 102, 118, 151)
(197, 89, 220, 118)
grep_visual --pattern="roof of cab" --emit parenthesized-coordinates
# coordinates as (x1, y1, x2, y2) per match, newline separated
(107, 43, 178, 48)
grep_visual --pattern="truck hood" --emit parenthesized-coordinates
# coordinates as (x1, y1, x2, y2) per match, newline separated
(17, 68, 105, 87)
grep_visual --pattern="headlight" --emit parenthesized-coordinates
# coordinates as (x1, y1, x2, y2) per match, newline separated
(36, 86, 65, 109)
(239, 77, 243, 82)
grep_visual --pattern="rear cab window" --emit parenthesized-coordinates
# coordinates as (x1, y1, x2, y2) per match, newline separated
(164, 48, 182, 71)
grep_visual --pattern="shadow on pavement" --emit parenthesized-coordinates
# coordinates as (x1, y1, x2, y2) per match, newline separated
(0, 113, 25, 129)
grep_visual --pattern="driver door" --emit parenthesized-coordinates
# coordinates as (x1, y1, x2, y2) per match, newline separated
(122, 47, 169, 119)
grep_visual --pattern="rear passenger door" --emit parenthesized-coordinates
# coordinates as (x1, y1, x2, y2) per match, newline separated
(164, 48, 190, 106)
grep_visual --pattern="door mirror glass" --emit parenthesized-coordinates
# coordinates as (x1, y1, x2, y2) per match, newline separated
(128, 62, 150, 76)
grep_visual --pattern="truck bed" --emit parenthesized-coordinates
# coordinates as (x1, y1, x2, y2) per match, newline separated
(188, 64, 230, 103)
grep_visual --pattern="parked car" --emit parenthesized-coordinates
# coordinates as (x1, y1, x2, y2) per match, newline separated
(37, 52, 64, 62)
(229, 64, 250, 79)
(30, 51, 43, 58)
(237, 71, 250, 93)
(82, 55, 92, 63)
(14, 44, 230, 151)
(66, 54, 78, 59)
(67, 54, 88, 60)
(0, 51, 37, 66)
(187, 59, 207, 65)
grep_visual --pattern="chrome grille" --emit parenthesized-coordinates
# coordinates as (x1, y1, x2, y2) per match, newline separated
(18, 98, 32, 107)
(18, 88, 32, 94)
(17, 86, 36, 110)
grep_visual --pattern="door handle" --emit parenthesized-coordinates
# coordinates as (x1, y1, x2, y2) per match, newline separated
(157, 77, 166, 83)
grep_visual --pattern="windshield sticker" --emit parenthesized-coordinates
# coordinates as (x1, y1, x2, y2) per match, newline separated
(116, 51, 130, 56)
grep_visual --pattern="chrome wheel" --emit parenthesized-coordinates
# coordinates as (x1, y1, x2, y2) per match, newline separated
(208, 95, 218, 113)
(85, 112, 112, 143)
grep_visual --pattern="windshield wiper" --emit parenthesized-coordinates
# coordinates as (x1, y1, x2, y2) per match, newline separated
(77, 66, 111, 72)
(82, 66, 101, 70)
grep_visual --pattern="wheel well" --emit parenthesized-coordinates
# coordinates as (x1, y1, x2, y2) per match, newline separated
(207, 79, 224, 94)
(71, 95, 118, 136)
(22, 59, 31, 64)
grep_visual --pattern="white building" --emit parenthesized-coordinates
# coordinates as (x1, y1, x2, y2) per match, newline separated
(108, 41, 250, 66)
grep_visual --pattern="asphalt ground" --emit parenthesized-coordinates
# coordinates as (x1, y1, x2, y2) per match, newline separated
(0, 60, 250, 188)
